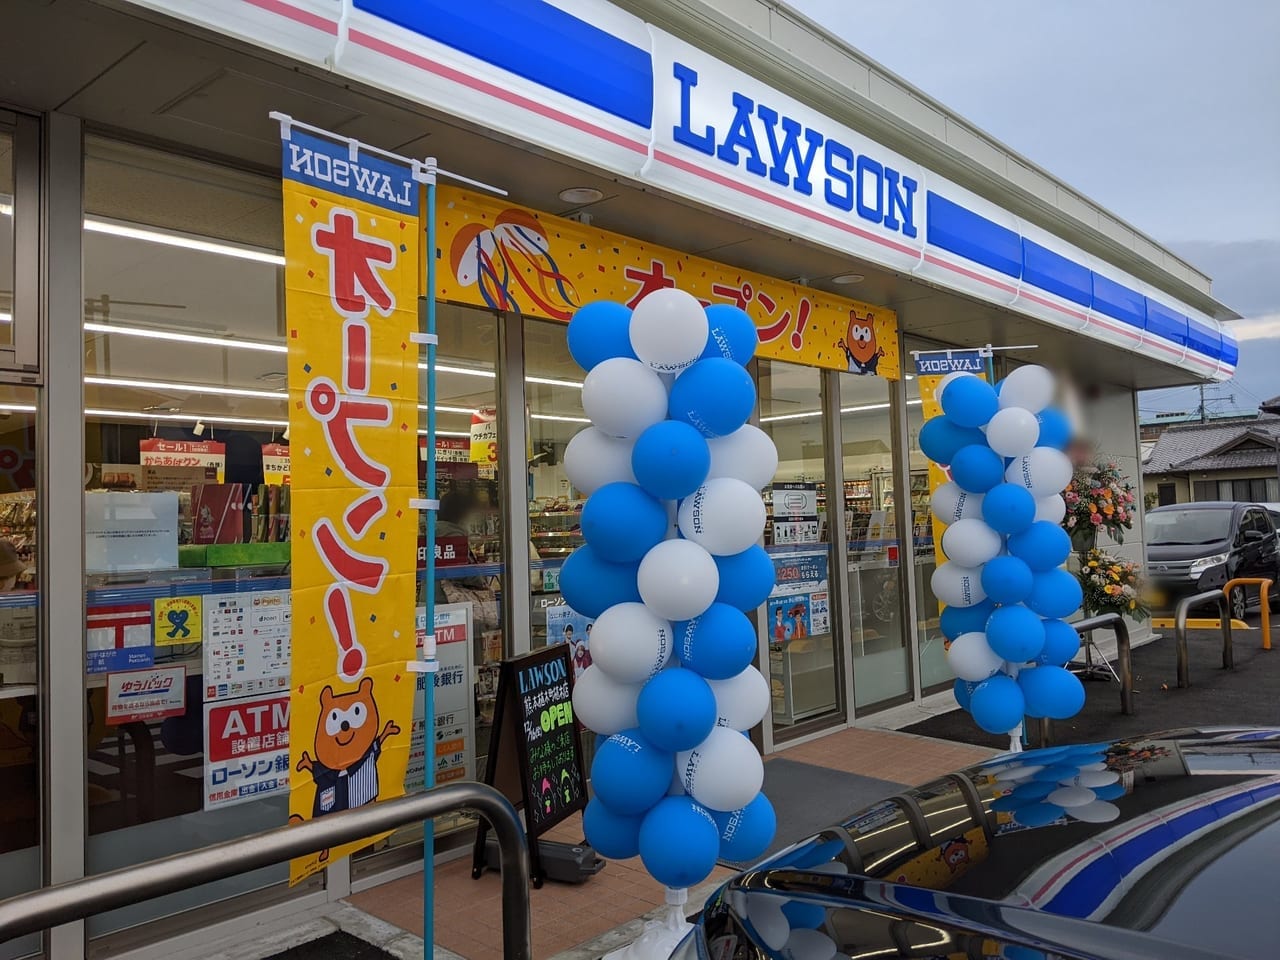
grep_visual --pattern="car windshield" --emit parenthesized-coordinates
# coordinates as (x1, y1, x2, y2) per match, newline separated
(1147, 508, 1233, 545)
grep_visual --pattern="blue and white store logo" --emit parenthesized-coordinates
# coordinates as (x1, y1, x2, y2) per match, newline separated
(915, 351, 987, 375)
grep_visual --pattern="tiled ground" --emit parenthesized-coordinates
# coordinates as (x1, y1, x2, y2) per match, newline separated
(346, 727, 996, 960)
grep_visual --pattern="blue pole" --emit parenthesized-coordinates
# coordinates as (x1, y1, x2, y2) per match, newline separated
(423, 167, 439, 957)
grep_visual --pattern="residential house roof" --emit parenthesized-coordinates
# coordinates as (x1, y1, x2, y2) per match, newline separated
(1144, 415, 1280, 474)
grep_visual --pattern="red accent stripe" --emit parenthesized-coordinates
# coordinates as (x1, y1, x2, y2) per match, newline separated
(348, 29, 648, 155)
(653, 149, 921, 259)
(921, 252, 1019, 296)
(244, 0, 338, 34)
(1018, 289, 1089, 325)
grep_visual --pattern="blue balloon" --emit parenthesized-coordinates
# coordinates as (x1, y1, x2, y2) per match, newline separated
(1010, 779, 1057, 801)
(714, 793, 776, 863)
(714, 546, 776, 611)
(1031, 764, 1084, 783)
(953, 678, 976, 711)
(986, 605, 1046, 663)
(982, 483, 1037, 535)
(1013, 802, 1066, 827)
(781, 900, 827, 930)
(1036, 408, 1071, 450)
(702, 304, 758, 365)
(567, 301, 636, 371)
(631, 420, 710, 501)
(581, 482, 669, 562)
(969, 674, 1025, 734)
(950, 444, 1005, 493)
(674, 603, 757, 679)
(1025, 569, 1083, 619)
(591, 730, 673, 816)
(1019, 665, 1085, 720)
(668, 358, 757, 438)
(941, 376, 999, 428)
(1037, 618, 1081, 666)
(583, 798, 643, 860)
(918, 417, 986, 466)
(638, 797, 720, 888)
(1093, 782, 1126, 801)
(981, 556, 1034, 605)
(1008, 521, 1072, 572)
(940, 599, 997, 640)
(637, 668, 717, 751)
(559, 545, 641, 619)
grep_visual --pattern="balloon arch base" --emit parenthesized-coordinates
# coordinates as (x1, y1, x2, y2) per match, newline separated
(605, 887, 693, 960)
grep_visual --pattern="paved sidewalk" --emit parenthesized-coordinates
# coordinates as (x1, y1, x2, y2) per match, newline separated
(346, 727, 994, 960)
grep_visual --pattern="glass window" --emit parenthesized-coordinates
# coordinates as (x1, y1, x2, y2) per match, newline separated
(1193, 480, 1215, 502)
(839, 372, 911, 710)
(904, 368, 950, 691)
(759, 360, 842, 733)
(0, 126, 14, 349)
(82, 137, 311, 936)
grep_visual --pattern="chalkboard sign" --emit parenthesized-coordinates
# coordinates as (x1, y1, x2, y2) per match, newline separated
(472, 645, 586, 886)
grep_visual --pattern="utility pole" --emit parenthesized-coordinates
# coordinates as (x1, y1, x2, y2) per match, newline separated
(1199, 384, 1206, 423)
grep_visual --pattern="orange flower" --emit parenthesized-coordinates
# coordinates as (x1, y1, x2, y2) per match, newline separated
(1104, 504, 1115, 515)
(1087, 502, 1098, 513)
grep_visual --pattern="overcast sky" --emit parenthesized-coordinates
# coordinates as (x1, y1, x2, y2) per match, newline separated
(789, 0, 1280, 415)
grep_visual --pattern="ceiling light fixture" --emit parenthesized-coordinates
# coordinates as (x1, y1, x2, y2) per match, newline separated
(0, 313, 10, 324)
(0, 403, 36, 413)
(85, 375, 287, 400)
(85, 321, 288, 354)
(530, 413, 591, 424)
(86, 408, 288, 428)
(83, 218, 285, 266)
(558, 187, 604, 205)
(832, 273, 865, 285)
(526, 375, 584, 389)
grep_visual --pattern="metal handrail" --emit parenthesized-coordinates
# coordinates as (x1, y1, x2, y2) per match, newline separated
(0, 783, 532, 959)
(1174, 590, 1232, 687)
(1222, 577, 1274, 652)
(1037, 613, 1134, 747)
(1074, 613, 1134, 715)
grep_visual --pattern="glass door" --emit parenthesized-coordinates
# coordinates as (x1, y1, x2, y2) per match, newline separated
(839, 372, 912, 710)
(758, 359, 843, 737)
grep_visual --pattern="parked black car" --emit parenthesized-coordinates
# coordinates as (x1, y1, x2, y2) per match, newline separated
(1145, 501, 1279, 619)
(676, 728, 1280, 960)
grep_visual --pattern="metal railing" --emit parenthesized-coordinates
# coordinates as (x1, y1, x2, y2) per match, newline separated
(1223, 577, 1274, 652)
(0, 783, 532, 960)
(1174, 590, 1232, 687)
(1036, 613, 1133, 747)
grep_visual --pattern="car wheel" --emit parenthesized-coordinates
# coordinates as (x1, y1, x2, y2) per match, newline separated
(1231, 585, 1249, 622)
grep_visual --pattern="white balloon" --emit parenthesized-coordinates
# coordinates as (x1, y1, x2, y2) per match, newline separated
(629, 288, 709, 375)
(994, 764, 1044, 782)
(931, 482, 985, 525)
(707, 425, 778, 491)
(678, 478, 766, 556)
(677, 725, 764, 812)
(588, 602, 673, 683)
(1070, 800, 1121, 823)
(1064, 770, 1120, 788)
(638, 540, 720, 621)
(1034, 494, 1067, 524)
(563, 428, 635, 495)
(747, 900, 790, 951)
(581, 358, 669, 439)
(999, 365, 1055, 413)
(985, 407, 1040, 458)
(941, 518, 1004, 567)
(571, 665, 641, 735)
(1005, 447, 1073, 498)
(931, 562, 987, 608)
(785, 928, 837, 960)
(708, 667, 770, 730)
(1047, 785, 1096, 808)
(947, 632, 1003, 681)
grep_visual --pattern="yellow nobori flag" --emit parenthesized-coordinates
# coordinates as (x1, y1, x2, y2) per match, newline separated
(280, 128, 420, 884)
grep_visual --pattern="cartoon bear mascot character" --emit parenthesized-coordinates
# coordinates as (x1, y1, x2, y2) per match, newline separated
(839, 310, 885, 375)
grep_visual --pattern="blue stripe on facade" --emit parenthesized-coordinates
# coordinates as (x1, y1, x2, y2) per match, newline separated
(354, 0, 653, 128)
(1022, 239, 1091, 307)
(928, 192, 1223, 368)
(1091, 274, 1146, 330)
(926, 192, 1022, 278)
(1187, 318, 1222, 360)
(1144, 299, 1189, 346)
(1221, 333, 1239, 367)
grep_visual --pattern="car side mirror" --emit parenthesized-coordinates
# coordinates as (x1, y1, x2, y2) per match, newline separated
(1243, 529, 1266, 543)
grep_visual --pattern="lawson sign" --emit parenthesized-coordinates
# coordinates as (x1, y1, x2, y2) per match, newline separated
(647, 29, 927, 274)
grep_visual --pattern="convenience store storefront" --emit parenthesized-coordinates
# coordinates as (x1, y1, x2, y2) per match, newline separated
(0, 0, 1238, 956)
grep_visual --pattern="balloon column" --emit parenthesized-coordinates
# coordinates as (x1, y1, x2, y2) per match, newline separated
(921, 366, 1085, 742)
(564, 291, 777, 891)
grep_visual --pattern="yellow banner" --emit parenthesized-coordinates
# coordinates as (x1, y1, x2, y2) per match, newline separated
(434, 187, 899, 378)
(282, 130, 420, 883)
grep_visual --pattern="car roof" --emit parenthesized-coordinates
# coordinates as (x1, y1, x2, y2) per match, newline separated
(1148, 501, 1247, 512)
(709, 728, 1280, 960)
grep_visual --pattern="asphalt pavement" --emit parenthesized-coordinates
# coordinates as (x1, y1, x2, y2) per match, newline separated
(904, 608, 1280, 749)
